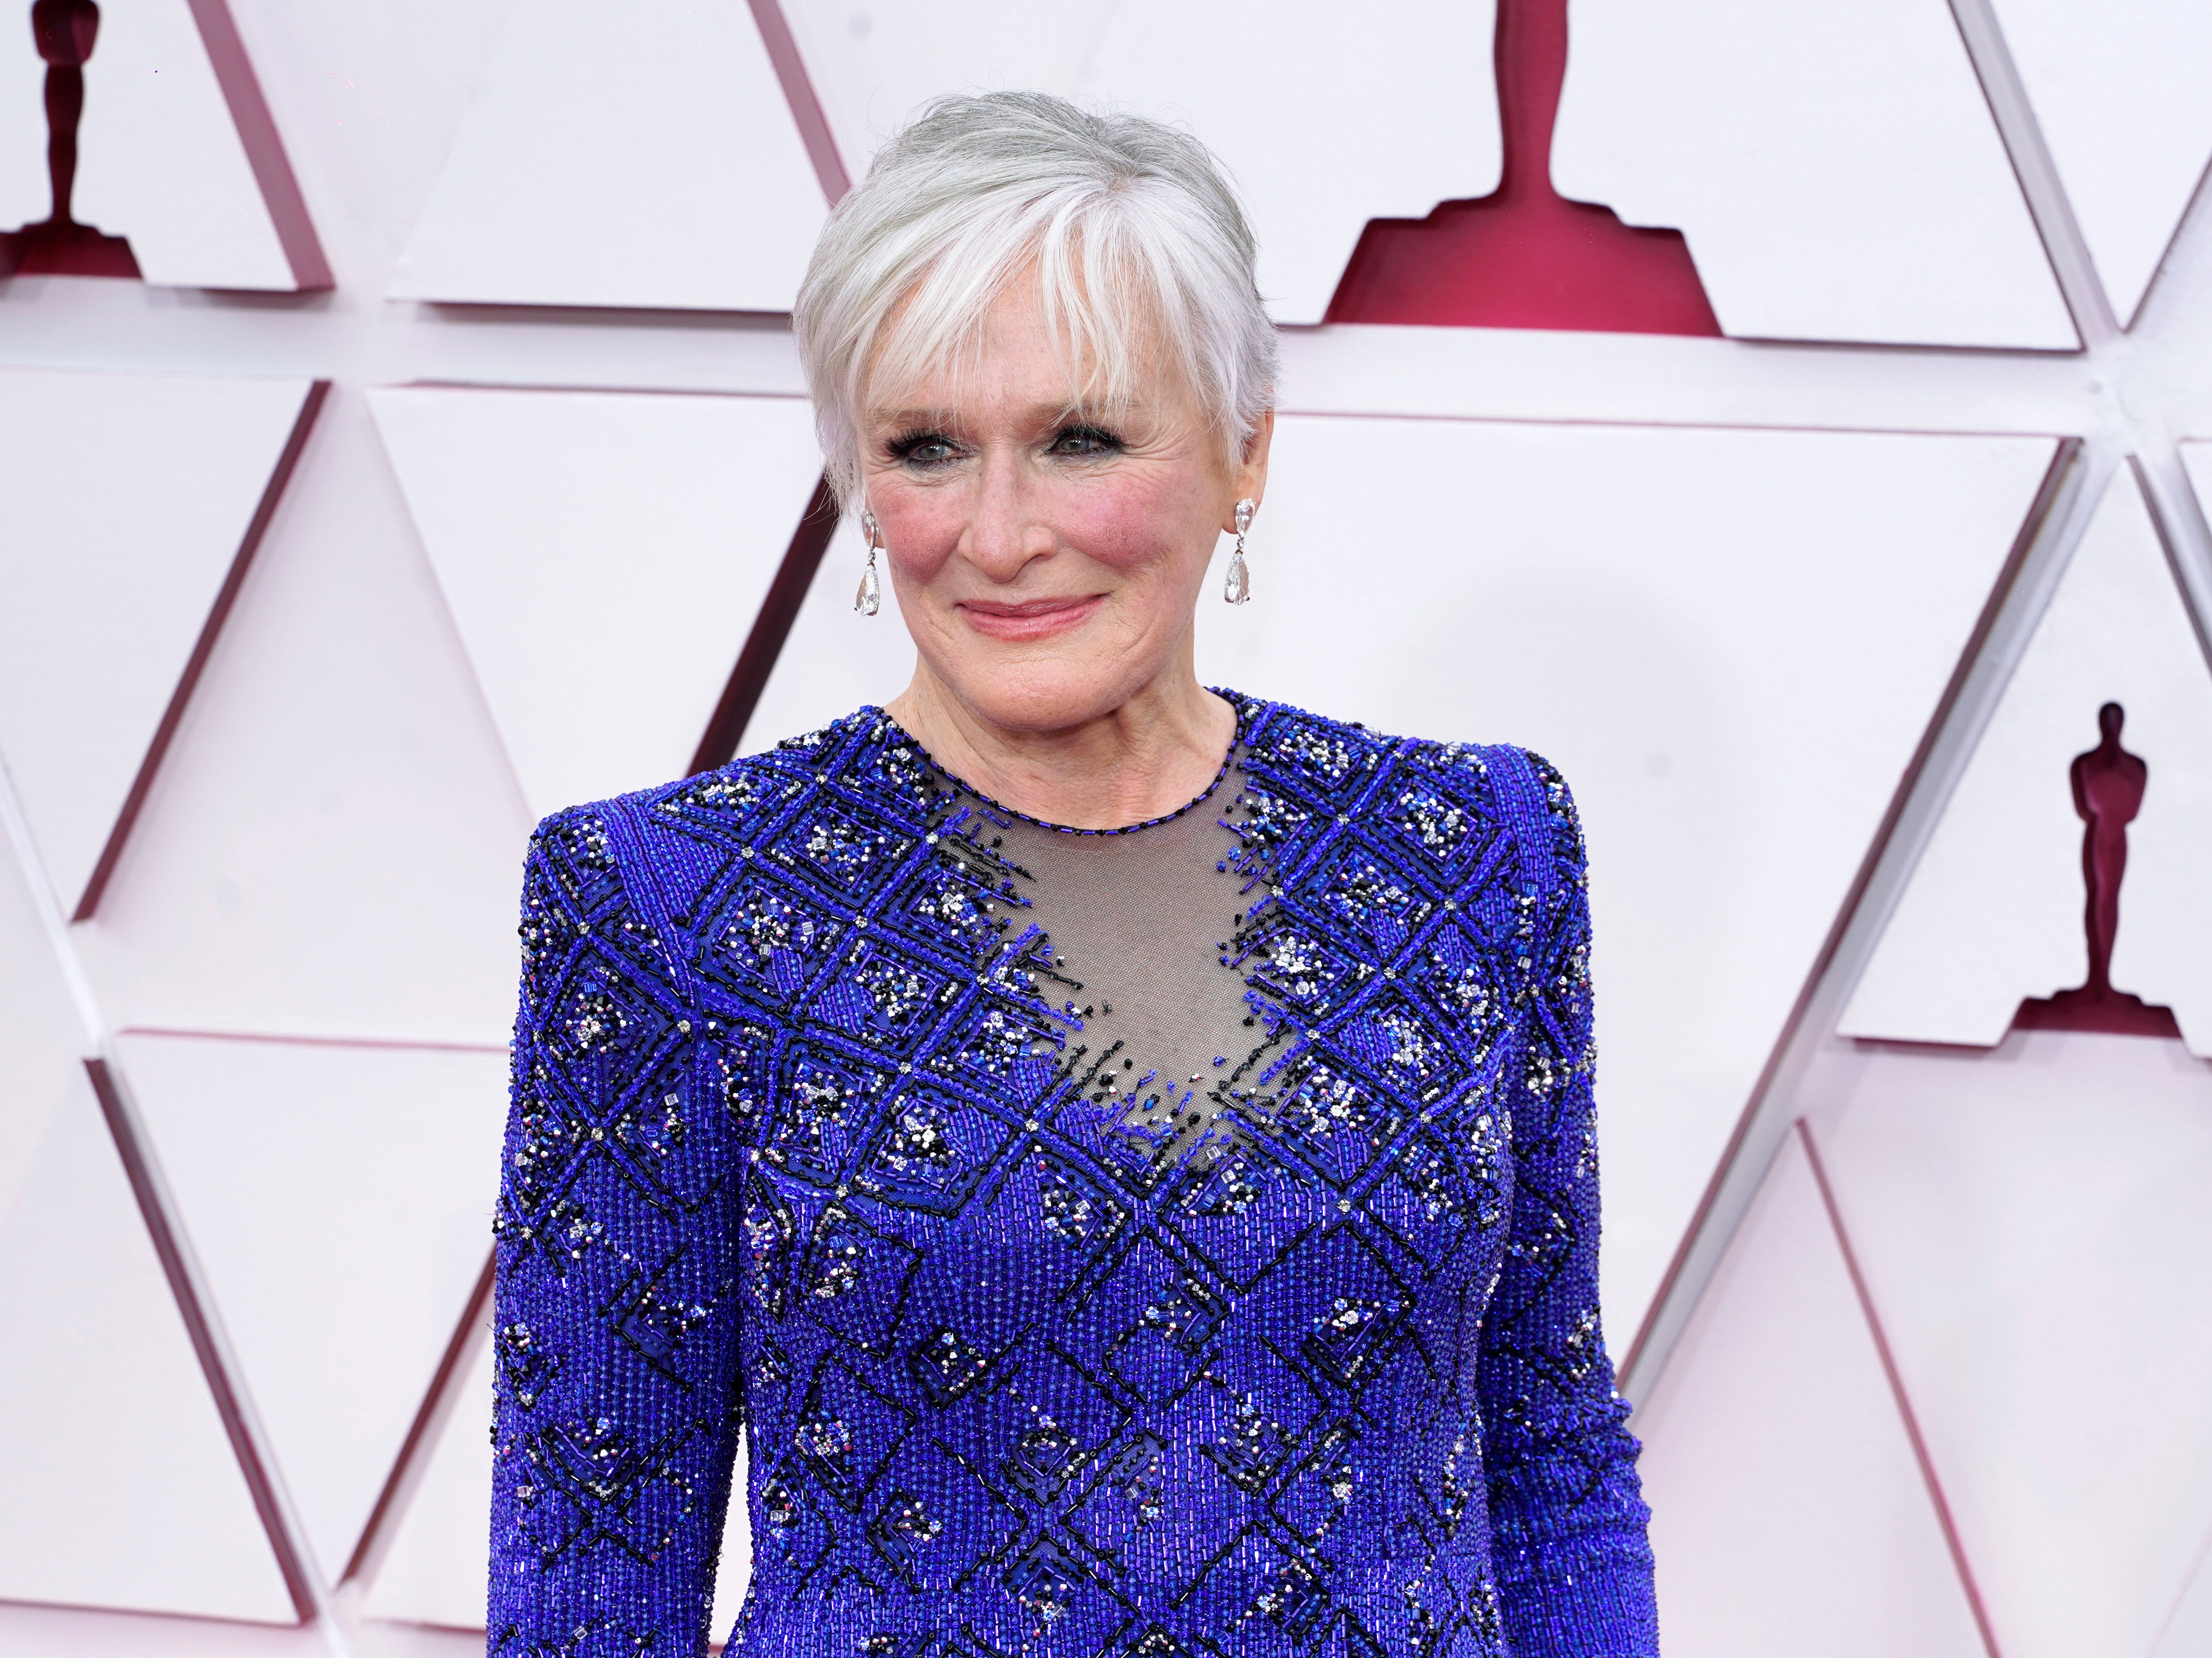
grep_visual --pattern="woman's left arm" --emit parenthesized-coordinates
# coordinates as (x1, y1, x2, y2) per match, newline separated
(1477, 756, 1660, 1656)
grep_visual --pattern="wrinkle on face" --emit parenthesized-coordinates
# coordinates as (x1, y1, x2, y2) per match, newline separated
(859, 273, 1254, 739)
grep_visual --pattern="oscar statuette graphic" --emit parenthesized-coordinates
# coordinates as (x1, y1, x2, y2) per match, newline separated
(2013, 700, 2183, 1038)
(0, 0, 141, 278)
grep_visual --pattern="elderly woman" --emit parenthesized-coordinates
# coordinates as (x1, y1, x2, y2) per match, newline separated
(487, 92, 1657, 1658)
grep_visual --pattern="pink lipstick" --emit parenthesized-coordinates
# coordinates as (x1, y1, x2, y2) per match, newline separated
(957, 594, 1105, 642)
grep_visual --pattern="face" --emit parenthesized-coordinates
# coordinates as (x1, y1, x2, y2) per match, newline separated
(859, 278, 1271, 737)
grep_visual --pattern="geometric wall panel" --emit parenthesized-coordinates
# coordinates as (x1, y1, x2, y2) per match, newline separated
(1990, 0, 2212, 323)
(1632, 1130, 1987, 1658)
(779, 0, 1504, 325)
(1082, 0, 1505, 326)
(369, 387, 824, 820)
(0, 1062, 299, 1622)
(776, 0, 1103, 172)
(740, 518, 914, 759)
(1841, 469, 2212, 1054)
(1813, 1028, 2212, 1658)
(2155, 1536, 2212, 1658)
(0, 369, 315, 917)
(0, 0, 2204, 1650)
(388, 0, 825, 311)
(0, 0, 318, 289)
(73, 388, 531, 1050)
(117, 1033, 508, 1583)
(2188, 441, 2212, 544)
(0, 810, 86, 1235)
(0, 1602, 339, 1657)
(1552, 0, 2078, 347)
(361, 1338, 494, 1629)
(0, 851, 293, 1621)
(1191, 416, 2061, 1329)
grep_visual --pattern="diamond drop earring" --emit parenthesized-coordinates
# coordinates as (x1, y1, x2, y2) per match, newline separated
(1223, 498, 1255, 605)
(854, 510, 883, 617)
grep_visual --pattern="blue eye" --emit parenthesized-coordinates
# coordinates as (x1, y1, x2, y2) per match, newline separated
(886, 430, 959, 468)
(1051, 425, 1123, 457)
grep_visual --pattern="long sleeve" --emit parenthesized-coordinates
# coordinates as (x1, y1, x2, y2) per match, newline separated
(487, 807, 746, 1658)
(1477, 757, 1660, 1655)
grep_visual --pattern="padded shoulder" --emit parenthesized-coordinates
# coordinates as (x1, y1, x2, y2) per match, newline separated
(527, 709, 881, 848)
(1235, 692, 1581, 893)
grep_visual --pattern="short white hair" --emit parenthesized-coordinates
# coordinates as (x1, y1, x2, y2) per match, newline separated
(792, 91, 1279, 512)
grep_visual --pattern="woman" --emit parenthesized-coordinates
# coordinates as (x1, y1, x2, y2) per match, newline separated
(487, 92, 1657, 1658)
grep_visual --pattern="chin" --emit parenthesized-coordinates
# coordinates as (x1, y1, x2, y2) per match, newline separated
(948, 654, 1152, 736)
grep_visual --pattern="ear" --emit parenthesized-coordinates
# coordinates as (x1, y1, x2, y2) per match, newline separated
(1227, 409, 1275, 530)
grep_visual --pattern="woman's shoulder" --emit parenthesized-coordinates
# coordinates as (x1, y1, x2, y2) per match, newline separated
(529, 708, 881, 833)
(1230, 690, 1586, 882)
(519, 704, 919, 903)
(1230, 690, 1577, 812)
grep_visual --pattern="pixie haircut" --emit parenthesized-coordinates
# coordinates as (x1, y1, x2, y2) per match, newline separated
(793, 90, 1279, 511)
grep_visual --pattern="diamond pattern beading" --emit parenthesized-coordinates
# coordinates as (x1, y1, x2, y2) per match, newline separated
(487, 695, 1656, 1658)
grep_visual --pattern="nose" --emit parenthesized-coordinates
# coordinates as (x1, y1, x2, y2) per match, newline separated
(959, 449, 1055, 583)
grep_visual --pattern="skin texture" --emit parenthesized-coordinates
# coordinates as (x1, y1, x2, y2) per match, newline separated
(864, 277, 1272, 830)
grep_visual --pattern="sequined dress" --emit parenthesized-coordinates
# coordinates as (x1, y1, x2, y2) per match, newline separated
(486, 693, 1659, 1658)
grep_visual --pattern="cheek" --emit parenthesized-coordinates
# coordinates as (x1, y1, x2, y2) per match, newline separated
(873, 487, 963, 582)
(1059, 471, 1209, 574)
(871, 463, 1217, 587)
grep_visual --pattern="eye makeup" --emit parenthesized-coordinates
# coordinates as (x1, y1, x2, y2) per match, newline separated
(881, 429, 964, 473)
(1047, 423, 1126, 457)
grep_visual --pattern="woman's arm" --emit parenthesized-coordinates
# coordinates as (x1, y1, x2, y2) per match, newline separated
(1477, 756, 1660, 1656)
(487, 807, 746, 1658)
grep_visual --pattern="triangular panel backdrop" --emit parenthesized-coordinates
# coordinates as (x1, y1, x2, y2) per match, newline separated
(3, 0, 2212, 1652)
(0, 0, 316, 288)
(391, 0, 827, 310)
(0, 839, 295, 1621)
(1632, 1130, 1987, 1658)
(1842, 468, 2212, 1054)
(0, 370, 315, 915)
(1990, 0, 2212, 324)
(1811, 1031, 2212, 1658)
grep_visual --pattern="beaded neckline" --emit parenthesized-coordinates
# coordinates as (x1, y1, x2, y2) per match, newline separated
(868, 689, 1254, 838)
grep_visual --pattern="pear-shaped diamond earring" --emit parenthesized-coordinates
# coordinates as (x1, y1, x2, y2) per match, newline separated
(1223, 498, 1255, 605)
(854, 510, 882, 617)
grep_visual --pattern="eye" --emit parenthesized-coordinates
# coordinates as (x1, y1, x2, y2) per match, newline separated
(1048, 424, 1123, 458)
(886, 429, 961, 469)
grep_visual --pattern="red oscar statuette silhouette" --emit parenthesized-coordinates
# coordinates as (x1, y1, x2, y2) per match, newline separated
(1326, 0, 1719, 333)
(0, 0, 141, 279)
(2013, 702, 2182, 1039)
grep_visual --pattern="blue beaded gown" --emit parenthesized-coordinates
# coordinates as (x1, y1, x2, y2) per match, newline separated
(486, 693, 1659, 1658)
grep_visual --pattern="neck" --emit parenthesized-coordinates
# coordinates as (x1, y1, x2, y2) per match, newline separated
(885, 655, 1237, 830)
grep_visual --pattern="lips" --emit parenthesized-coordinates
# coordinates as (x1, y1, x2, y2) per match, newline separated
(956, 593, 1105, 642)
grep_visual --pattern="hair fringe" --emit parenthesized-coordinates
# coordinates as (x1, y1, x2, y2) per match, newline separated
(793, 91, 1279, 516)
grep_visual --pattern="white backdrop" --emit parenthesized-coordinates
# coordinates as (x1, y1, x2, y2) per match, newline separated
(3, 2, 2211, 1655)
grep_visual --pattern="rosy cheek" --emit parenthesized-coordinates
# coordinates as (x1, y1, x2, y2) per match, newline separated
(1053, 472, 1201, 573)
(871, 487, 960, 581)
(870, 461, 1211, 585)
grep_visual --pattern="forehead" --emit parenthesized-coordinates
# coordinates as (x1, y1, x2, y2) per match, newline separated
(861, 268, 1186, 425)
